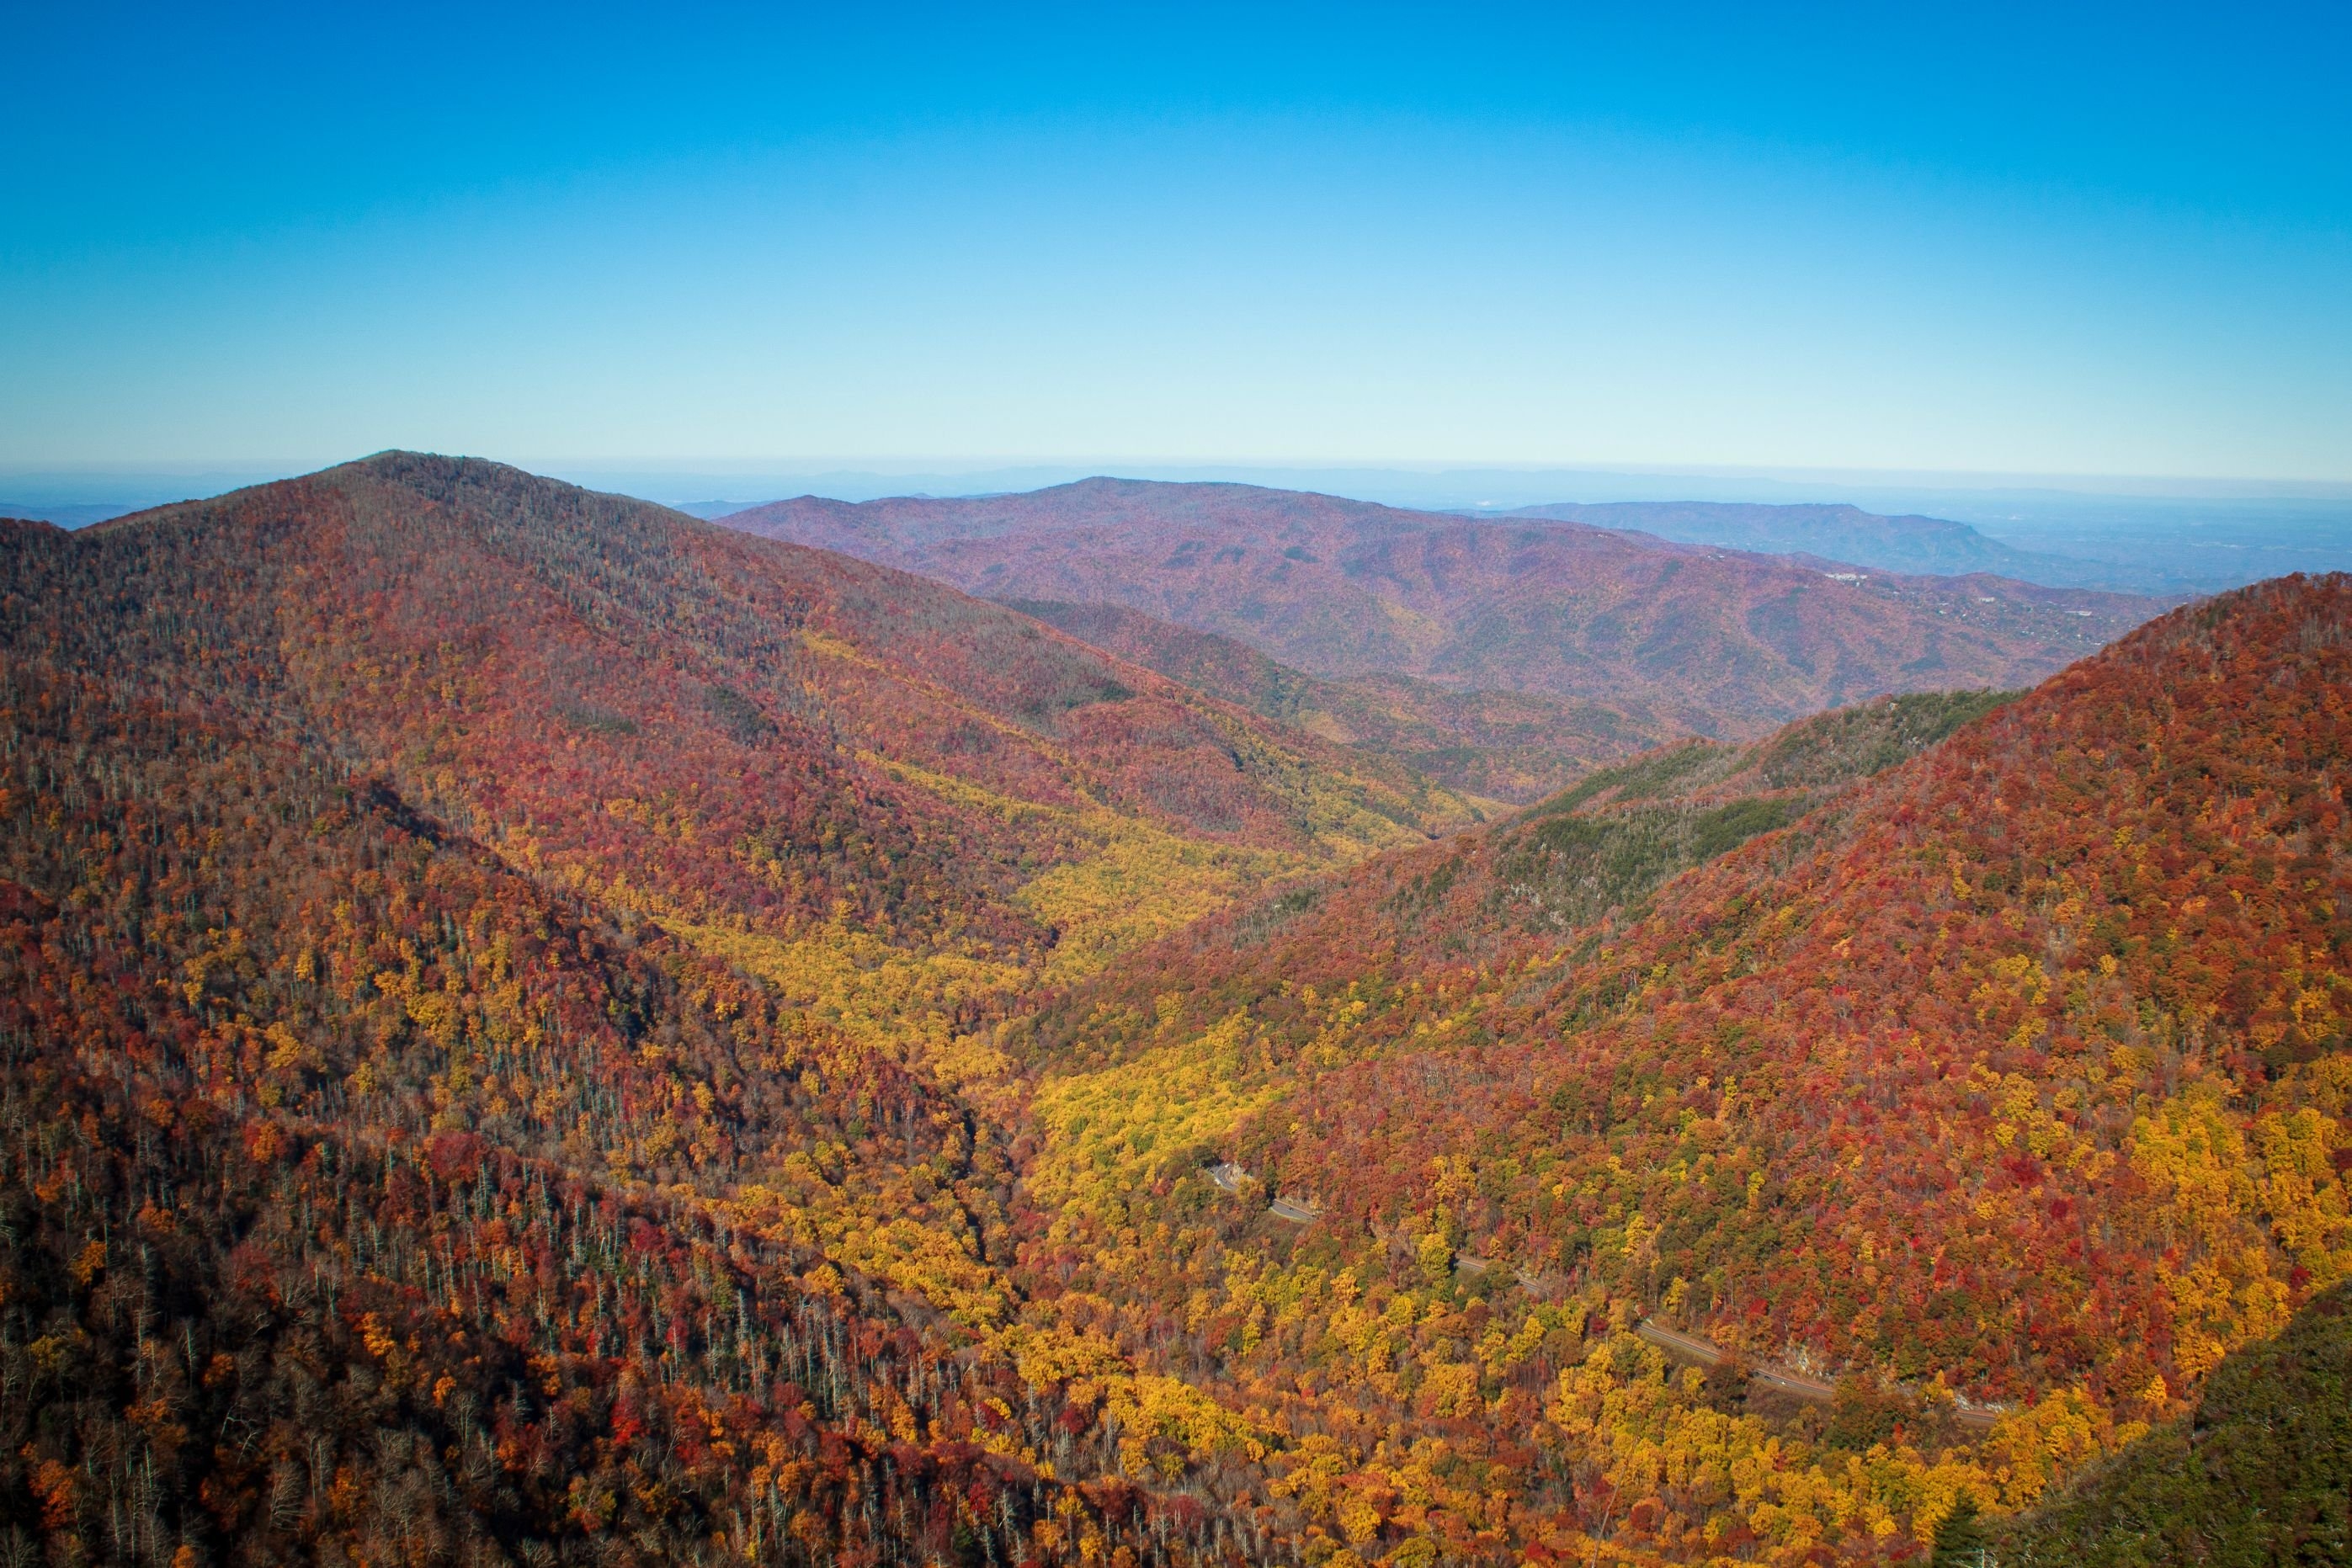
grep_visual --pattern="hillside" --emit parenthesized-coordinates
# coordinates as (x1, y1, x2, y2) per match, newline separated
(0, 651, 1133, 1564)
(1003, 598, 1674, 802)
(991, 694, 2036, 1563)
(0, 453, 1486, 1568)
(721, 478, 2163, 736)
(1020, 688, 2016, 1037)
(1998, 1282, 2350, 1565)
(55, 457, 1470, 1011)
(1498, 499, 2126, 590)
(998, 574, 2351, 1562)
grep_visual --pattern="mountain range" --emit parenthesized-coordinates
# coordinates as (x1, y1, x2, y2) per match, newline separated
(718, 479, 2163, 740)
(1, 454, 2341, 1567)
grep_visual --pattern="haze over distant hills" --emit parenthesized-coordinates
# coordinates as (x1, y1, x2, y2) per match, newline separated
(16, 460, 2345, 593)
(1493, 500, 2131, 590)
(616, 465, 2352, 596)
(719, 477, 2163, 738)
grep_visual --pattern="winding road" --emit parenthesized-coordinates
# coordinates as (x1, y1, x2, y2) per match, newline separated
(1636, 1320, 1998, 1430)
(1204, 1161, 2001, 1431)
(1208, 1161, 1323, 1223)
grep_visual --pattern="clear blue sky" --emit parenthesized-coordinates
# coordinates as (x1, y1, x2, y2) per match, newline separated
(5, 2, 2349, 479)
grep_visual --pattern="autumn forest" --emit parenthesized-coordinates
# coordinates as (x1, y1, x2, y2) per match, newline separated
(1, 454, 2345, 1568)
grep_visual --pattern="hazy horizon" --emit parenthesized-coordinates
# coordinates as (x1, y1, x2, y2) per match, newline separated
(9, 453, 2351, 506)
(11, 451, 2346, 598)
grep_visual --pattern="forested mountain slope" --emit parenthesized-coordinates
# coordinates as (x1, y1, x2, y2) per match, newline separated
(1003, 598, 1673, 802)
(28, 455, 1466, 1029)
(721, 479, 2160, 736)
(1000, 575, 2350, 1563)
(0, 656, 1138, 1565)
(0, 454, 1479, 1568)
(1021, 688, 2014, 1046)
(1998, 1281, 2350, 1565)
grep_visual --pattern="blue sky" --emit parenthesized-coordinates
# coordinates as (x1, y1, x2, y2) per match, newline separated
(5, 2, 2349, 479)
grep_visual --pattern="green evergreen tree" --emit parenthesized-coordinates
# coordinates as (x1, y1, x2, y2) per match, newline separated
(1932, 1496, 1988, 1568)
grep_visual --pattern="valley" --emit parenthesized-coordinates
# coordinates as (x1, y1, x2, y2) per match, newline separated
(998, 598, 1670, 804)
(0, 459, 2343, 1567)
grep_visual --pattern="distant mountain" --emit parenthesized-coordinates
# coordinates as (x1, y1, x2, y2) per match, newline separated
(0, 500, 137, 529)
(1002, 597, 1674, 801)
(1494, 498, 2138, 588)
(721, 477, 2166, 736)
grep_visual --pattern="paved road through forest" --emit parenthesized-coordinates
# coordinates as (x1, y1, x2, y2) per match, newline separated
(1636, 1320, 1998, 1431)
(1211, 1163, 1999, 1431)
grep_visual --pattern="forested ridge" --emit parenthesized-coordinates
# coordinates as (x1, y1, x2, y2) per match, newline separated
(721, 478, 2158, 737)
(0, 455, 1471, 1568)
(996, 600, 1667, 804)
(999, 577, 2350, 1562)
(0, 458, 2342, 1565)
